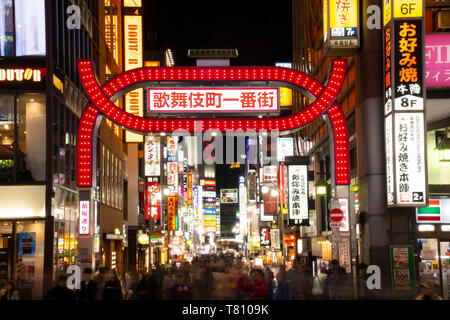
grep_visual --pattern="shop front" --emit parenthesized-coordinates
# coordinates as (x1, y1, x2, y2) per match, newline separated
(415, 197, 450, 300)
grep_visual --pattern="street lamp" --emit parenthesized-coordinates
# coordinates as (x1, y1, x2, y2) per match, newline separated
(315, 177, 328, 196)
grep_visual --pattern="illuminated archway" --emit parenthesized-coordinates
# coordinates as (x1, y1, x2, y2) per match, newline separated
(77, 59, 349, 187)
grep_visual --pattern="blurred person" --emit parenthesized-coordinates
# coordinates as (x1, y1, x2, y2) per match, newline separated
(196, 264, 214, 299)
(247, 269, 269, 300)
(273, 266, 289, 300)
(312, 267, 328, 300)
(327, 259, 347, 300)
(264, 268, 275, 300)
(357, 263, 370, 299)
(137, 271, 160, 300)
(0, 280, 19, 300)
(76, 267, 97, 301)
(102, 270, 123, 300)
(236, 272, 250, 300)
(416, 280, 443, 300)
(45, 275, 75, 300)
(286, 257, 303, 299)
(162, 268, 176, 300)
(94, 266, 108, 300)
(170, 273, 193, 300)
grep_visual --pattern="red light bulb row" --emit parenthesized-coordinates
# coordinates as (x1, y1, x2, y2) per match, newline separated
(77, 59, 349, 187)
(77, 103, 99, 187)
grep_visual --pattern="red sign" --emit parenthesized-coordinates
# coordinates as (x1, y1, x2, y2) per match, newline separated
(145, 182, 161, 220)
(167, 196, 178, 231)
(330, 208, 344, 222)
(187, 173, 193, 205)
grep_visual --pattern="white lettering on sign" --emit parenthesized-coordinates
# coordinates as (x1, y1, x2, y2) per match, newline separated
(288, 165, 308, 221)
(167, 162, 178, 186)
(147, 88, 279, 112)
(79, 201, 90, 235)
(0, 68, 43, 82)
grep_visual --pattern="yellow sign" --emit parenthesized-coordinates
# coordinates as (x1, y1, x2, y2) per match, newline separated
(124, 15, 144, 142)
(145, 61, 160, 67)
(384, 0, 392, 26)
(280, 87, 292, 107)
(167, 196, 178, 231)
(53, 74, 64, 93)
(124, 0, 142, 7)
(329, 0, 358, 29)
(393, 0, 423, 19)
(138, 234, 149, 245)
(323, 0, 328, 40)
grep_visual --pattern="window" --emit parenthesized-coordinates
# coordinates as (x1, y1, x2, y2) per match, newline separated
(13, 0, 46, 56)
(0, 0, 14, 56)
(0, 93, 45, 182)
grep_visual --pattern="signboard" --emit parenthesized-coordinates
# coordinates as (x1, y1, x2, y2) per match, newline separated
(263, 192, 278, 215)
(390, 245, 416, 294)
(187, 173, 193, 205)
(394, 113, 426, 205)
(288, 165, 308, 222)
(167, 196, 178, 231)
(138, 234, 149, 245)
(144, 136, 161, 176)
(339, 198, 350, 232)
(124, 13, 143, 142)
(277, 137, 294, 161)
(278, 165, 288, 213)
(167, 162, 178, 186)
(145, 182, 161, 220)
(338, 237, 351, 273)
(270, 228, 281, 250)
(260, 227, 271, 247)
(148, 88, 279, 113)
(383, 4, 427, 207)
(220, 189, 238, 204)
(0, 68, 44, 83)
(417, 199, 450, 224)
(201, 179, 216, 186)
(262, 166, 278, 183)
(324, 0, 360, 54)
(425, 34, 450, 88)
(330, 208, 344, 222)
(167, 136, 178, 162)
(79, 200, 90, 235)
(18, 232, 36, 259)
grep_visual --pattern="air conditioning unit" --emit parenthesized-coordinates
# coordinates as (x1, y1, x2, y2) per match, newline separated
(437, 9, 450, 30)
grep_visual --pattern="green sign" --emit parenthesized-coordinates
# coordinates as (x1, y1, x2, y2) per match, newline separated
(389, 245, 416, 295)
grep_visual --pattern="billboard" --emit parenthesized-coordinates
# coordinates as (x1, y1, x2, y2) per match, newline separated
(144, 136, 161, 176)
(167, 196, 178, 231)
(288, 165, 308, 222)
(148, 88, 279, 113)
(220, 189, 238, 204)
(124, 14, 143, 142)
(79, 200, 90, 235)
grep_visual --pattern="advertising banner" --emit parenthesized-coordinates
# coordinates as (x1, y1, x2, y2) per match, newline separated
(167, 196, 178, 231)
(425, 34, 450, 88)
(288, 165, 308, 222)
(148, 88, 279, 112)
(144, 136, 161, 176)
(220, 189, 238, 204)
(260, 227, 271, 247)
(390, 245, 416, 294)
(167, 162, 178, 186)
(18, 232, 36, 259)
(270, 228, 281, 251)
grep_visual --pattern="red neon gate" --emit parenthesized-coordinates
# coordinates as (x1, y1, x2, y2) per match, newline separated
(77, 59, 350, 187)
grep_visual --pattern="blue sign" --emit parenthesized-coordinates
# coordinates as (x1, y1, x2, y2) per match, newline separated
(18, 232, 36, 259)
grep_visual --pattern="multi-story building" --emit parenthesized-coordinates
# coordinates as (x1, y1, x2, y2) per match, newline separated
(0, 0, 128, 299)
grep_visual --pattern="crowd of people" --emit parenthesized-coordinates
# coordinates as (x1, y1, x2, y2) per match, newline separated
(0, 255, 444, 300)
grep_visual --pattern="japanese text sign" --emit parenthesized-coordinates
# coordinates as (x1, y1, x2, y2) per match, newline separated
(270, 228, 281, 250)
(167, 162, 178, 186)
(167, 136, 178, 162)
(148, 88, 279, 113)
(167, 196, 178, 231)
(260, 227, 271, 247)
(79, 201, 90, 235)
(324, 0, 360, 51)
(288, 165, 308, 222)
(144, 136, 161, 176)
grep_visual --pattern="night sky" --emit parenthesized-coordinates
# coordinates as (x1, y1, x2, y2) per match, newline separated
(144, 0, 293, 66)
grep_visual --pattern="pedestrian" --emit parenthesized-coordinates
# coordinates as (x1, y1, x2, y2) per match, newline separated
(264, 268, 275, 300)
(286, 257, 303, 299)
(0, 280, 19, 300)
(137, 271, 160, 300)
(273, 266, 290, 300)
(102, 270, 123, 300)
(162, 268, 176, 300)
(94, 266, 107, 300)
(327, 259, 347, 300)
(247, 269, 268, 300)
(170, 273, 193, 300)
(357, 263, 370, 299)
(416, 280, 443, 300)
(312, 267, 328, 300)
(45, 275, 75, 300)
(76, 267, 97, 301)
